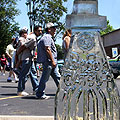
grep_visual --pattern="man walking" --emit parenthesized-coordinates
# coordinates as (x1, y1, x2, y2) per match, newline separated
(36, 22, 61, 99)
(17, 26, 42, 96)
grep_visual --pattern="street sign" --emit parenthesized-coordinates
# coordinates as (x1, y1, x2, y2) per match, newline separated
(112, 47, 118, 57)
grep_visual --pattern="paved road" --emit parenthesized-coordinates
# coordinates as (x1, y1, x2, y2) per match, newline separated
(0, 72, 57, 116)
(0, 72, 120, 117)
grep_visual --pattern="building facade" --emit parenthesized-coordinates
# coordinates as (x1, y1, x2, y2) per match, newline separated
(102, 28, 120, 58)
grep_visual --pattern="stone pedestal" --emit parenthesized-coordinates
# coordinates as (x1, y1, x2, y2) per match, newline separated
(55, 0, 120, 120)
(73, 0, 98, 14)
(66, 0, 106, 31)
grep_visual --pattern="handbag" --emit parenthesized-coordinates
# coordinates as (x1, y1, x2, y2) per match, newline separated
(5, 65, 10, 71)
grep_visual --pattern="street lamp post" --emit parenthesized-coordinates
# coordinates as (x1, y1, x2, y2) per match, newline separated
(26, 0, 36, 32)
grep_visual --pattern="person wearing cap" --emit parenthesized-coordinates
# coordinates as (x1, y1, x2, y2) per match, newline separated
(15, 29, 28, 69)
(16, 26, 42, 96)
(36, 22, 61, 99)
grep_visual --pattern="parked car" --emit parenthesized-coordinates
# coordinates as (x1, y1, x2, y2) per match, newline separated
(37, 63, 43, 71)
(57, 56, 120, 79)
(108, 55, 120, 79)
(57, 59, 64, 74)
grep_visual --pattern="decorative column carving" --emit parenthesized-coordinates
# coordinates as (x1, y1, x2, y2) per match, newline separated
(55, 0, 120, 120)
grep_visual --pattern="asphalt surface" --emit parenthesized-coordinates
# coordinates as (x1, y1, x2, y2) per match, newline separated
(0, 72, 57, 116)
(0, 72, 120, 117)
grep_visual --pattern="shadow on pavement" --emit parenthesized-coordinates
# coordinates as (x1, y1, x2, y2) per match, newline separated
(22, 94, 56, 100)
(46, 93, 56, 96)
(0, 81, 8, 83)
(22, 96, 36, 100)
(1, 86, 17, 88)
(0, 93, 17, 96)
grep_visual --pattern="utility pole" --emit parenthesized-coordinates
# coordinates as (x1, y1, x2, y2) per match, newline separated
(26, 0, 36, 32)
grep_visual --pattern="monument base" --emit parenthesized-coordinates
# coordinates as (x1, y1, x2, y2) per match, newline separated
(66, 14, 107, 30)
(55, 31, 120, 120)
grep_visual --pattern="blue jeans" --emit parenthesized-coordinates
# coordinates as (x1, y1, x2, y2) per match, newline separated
(36, 61, 61, 98)
(18, 60, 39, 92)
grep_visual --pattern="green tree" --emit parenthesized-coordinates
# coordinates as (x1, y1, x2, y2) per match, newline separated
(56, 44, 64, 60)
(100, 20, 114, 36)
(0, 0, 20, 54)
(26, 0, 68, 37)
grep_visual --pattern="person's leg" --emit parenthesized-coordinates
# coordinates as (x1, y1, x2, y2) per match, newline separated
(3, 65, 6, 75)
(51, 64, 61, 87)
(3, 65, 5, 73)
(1, 66, 3, 75)
(18, 60, 31, 92)
(12, 70, 19, 82)
(7, 58, 12, 82)
(15, 60, 21, 68)
(29, 61, 39, 92)
(36, 63, 40, 77)
(7, 70, 12, 82)
(36, 62, 52, 98)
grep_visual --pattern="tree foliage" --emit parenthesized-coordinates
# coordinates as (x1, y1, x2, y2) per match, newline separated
(100, 20, 114, 36)
(0, 0, 20, 54)
(26, 0, 68, 38)
(56, 44, 64, 60)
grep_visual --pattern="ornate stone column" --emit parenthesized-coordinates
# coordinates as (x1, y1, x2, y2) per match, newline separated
(55, 0, 120, 120)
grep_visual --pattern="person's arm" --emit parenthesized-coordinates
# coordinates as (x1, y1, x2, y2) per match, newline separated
(6, 58, 9, 65)
(17, 35, 36, 54)
(45, 46, 56, 68)
(64, 36, 70, 50)
(26, 34, 36, 50)
(16, 39, 26, 55)
(6, 53, 12, 59)
(24, 39, 35, 50)
(16, 45, 26, 55)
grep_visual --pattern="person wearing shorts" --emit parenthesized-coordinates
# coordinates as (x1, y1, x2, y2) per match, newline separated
(0, 54, 7, 75)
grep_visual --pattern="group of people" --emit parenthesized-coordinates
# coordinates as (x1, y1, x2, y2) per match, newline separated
(0, 38, 19, 82)
(0, 22, 72, 99)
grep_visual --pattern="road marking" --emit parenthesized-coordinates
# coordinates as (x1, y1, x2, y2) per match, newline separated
(0, 116, 54, 120)
(0, 96, 21, 100)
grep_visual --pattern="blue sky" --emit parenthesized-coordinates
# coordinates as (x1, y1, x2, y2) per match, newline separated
(15, 0, 120, 45)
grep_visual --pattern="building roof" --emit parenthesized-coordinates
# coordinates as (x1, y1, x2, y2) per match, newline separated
(102, 28, 120, 37)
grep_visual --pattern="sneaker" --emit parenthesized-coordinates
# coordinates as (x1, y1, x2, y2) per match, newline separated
(7, 77, 12, 82)
(15, 80, 19, 83)
(30, 91, 36, 95)
(13, 68, 20, 76)
(33, 91, 36, 95)
(3, 73, 5, 76)
(17, 91, 29, 96)
(15, 77, 19, 83)
(37, 75, 40, 77)
(36, 94, 50, 99)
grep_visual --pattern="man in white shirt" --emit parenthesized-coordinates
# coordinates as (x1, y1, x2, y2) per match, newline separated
(16, 26, 42, 96)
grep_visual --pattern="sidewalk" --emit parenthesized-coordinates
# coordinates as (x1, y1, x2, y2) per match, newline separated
(0, 116, 54, 120)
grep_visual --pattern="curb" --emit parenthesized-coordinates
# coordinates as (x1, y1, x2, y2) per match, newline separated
(0, 116, 54, 120)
